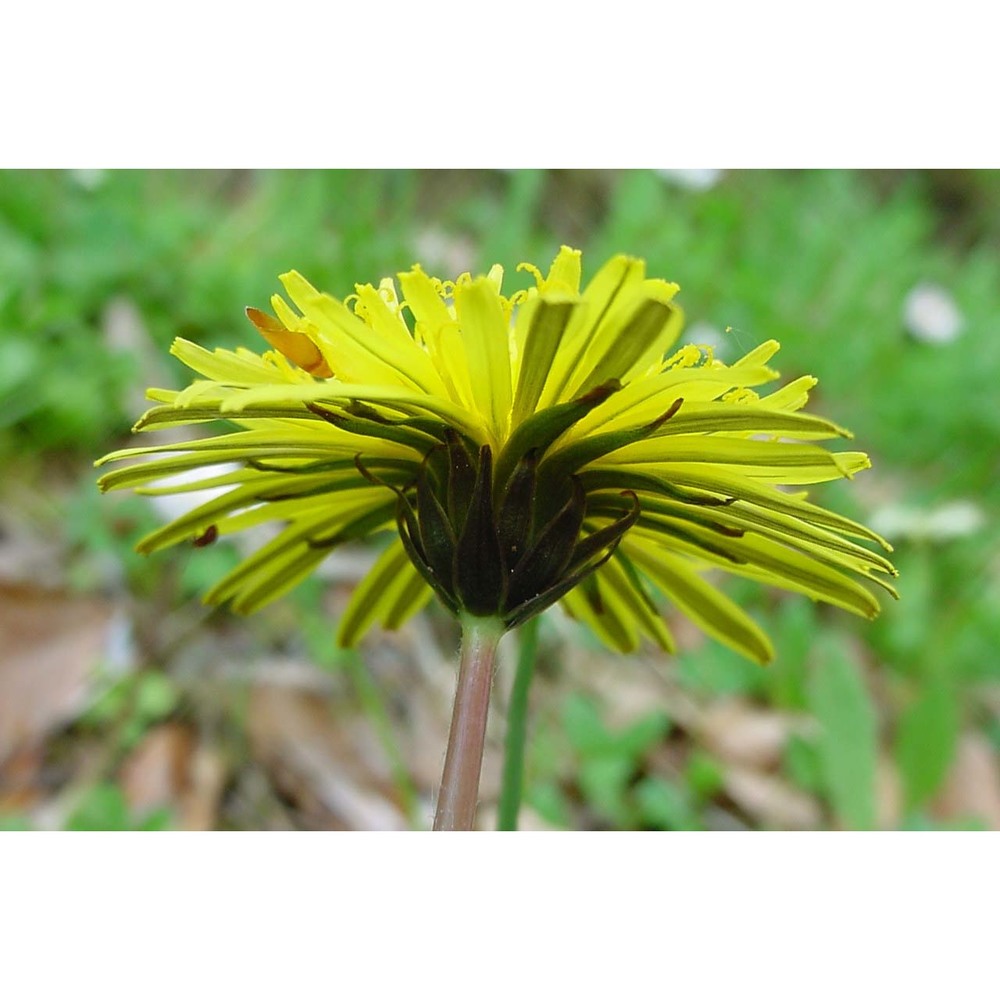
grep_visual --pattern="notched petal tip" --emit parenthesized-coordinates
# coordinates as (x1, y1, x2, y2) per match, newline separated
(580, 378, 623, 405)
(648, 397, 684, 430)
(192, 525, 218, 547)
(834, 452, 872, 480)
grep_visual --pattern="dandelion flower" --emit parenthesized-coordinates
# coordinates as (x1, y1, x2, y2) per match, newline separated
(98, 245, 899, 829)
(97, 246, 897, 667)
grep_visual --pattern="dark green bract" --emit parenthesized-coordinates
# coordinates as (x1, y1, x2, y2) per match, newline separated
(348, 386, 652, 630)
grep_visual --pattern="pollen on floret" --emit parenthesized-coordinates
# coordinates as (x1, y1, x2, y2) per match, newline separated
(664, 344, 704, 370)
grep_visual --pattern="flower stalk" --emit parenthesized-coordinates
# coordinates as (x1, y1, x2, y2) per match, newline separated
(433, 617, 505, 831)
(497, 615, 540, 830)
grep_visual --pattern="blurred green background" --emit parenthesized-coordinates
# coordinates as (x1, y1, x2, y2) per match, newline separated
(1, 169, 998, 831)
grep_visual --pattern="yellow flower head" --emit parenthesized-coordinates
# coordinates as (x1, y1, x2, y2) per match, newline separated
(96, 247, 897, 663)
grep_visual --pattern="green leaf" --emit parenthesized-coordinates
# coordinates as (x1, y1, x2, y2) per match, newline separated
(901, 813, 989, 832)
(0, 814, 34, 831)
(527, 780, 573, 830)
(878, 549, 934, 668)
(561, 695, 613, 755)
(808, 637, 878, 829)
(635, 776, 700, 830)
(560, 695, 668, 762)
(894, 680, 960, 812)
(579, 757, 633, 826)
(784, 734, 824, 794)
(684, 751, 726, 799)
(134, 672, 179, 723)
(137, 807, 174, 831)
(179, 540, 242, 597)
(65, 783, 131, 831)
(676, 642, 766, 698)
(768, 599, 817, 709)
(615, 712, 671, 760)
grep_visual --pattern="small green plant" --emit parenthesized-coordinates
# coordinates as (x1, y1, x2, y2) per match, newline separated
(64, 783, 172, 832)
(79, 670, 180, 751)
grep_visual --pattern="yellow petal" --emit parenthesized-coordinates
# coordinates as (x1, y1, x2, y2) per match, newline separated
(352, 283, 447, 397)
(337, 539, 428, 647)
(760, 375, 817, 412)
(452, 275, 513, 442)
(568, 279, 682, 398)
(169, 339, 284, 385)
(397, 265, 475, 408)
(510, 295, 580, 427)
(279, 270, 439, 392)
(542, 245, 582, 295)
(245, 307, 333, 378)
(602, 442, 871, 486)
(562, 576, 640, 653)
(397, 265, 453, 334)
(564, 362, 782, 443)
(626, 542, 774, 665)
(539, 253, 645, 408)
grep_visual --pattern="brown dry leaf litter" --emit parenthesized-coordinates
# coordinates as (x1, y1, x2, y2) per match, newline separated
(0, 583, 115, 764)
(932, 734, 1000, 830)
(120, 723, 227, 831)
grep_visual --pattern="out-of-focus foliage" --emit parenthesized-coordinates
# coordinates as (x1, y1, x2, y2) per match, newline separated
(1, 169, 998, 830)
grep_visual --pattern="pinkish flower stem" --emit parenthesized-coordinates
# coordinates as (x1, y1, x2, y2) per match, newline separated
(433, 617, 505, 831)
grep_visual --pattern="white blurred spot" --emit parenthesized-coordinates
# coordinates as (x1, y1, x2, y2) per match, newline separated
(102, 296, 147, 354)
(684, 321, 730, 360)
(657, 169, 723, 192)
(146, 463, 240, 522)
(102, 296, 166, 416)
(869, 499, 985, 542)
(103, 607, 137, 677)
(69, 169, 106, 190)
(412, 227, 477, 276)
(903, 283, 963, 344)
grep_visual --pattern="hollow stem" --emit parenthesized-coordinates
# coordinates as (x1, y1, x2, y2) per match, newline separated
(433, 616, 505, 831)
(497, 615, 540, 830)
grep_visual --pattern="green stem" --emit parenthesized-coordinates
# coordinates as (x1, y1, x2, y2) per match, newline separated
(497, 615, 540, 831)
(433, 616, 505, 831)
(344, 651, 423, 829)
